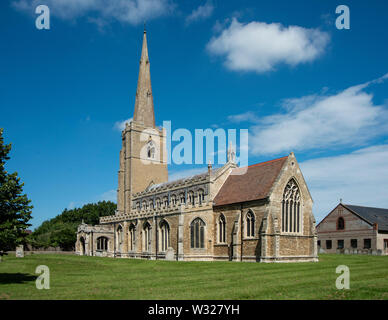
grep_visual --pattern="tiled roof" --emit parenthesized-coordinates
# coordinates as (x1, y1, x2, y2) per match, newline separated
(213, 156, 287, 206)
(343, 204, 388, 232)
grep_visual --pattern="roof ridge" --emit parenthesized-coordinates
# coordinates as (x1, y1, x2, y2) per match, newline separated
(238, 156, 288, 170)
(344, 203, 388, 211)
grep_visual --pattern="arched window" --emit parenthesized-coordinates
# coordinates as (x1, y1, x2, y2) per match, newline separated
(188, 191, 195, 205)
(117, 225, 123, 252)
(97, 237, 108, 251)
(143, 200, 147, 210)
(163, 196, 169, 208)
(282, 179, 301, 233)
(246, 211, 255, 237)
(180, 193, 186, 205)
(218, 214, 226, 243)
(337, 217, 345, 230)
(198, 189, 205, 205)
(129, 224, 136, 251)
(149, 200, 154, 210)
(171, 195, 177, 206)
(156, 198, 161, 209)
(190, 218, 205, 249)
(147, 141, 155, 159)
(159, 220, 170, 252)
(143, 222, 151, 252)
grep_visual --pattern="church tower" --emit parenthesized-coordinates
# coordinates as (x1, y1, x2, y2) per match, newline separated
(117, 29, 168, 215)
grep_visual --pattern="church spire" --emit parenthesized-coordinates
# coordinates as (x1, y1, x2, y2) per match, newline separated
(133, 28, 155, 128)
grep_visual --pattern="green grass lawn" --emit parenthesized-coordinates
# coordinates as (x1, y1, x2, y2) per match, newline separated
(0, 253, 387, 299)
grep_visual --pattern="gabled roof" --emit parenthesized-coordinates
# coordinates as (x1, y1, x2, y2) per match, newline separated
(213, 156, 287, 207)
(343, 204, 388, 232)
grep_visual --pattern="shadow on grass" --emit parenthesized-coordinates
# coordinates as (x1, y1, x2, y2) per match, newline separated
(0, 273, 36, 284)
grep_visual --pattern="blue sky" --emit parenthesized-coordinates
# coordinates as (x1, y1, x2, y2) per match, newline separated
(1, 0, 388, 229)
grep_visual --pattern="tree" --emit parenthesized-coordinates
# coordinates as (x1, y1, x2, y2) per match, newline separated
(30, 201, 116, 250)
(0, 128, 33, 261)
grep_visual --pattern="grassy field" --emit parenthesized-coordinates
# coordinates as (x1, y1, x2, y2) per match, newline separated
(0, 253, 387, 300)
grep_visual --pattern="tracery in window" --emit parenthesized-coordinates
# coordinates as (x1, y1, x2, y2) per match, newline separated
(246, 211, 255, 237)
(282, 179, 301, 233)
(147, 140, 155, 159)
(191, 218, 205, 249)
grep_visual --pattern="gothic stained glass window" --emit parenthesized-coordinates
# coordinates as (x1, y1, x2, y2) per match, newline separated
(190, 218, 205, 248)
(282, 179, 301, 233)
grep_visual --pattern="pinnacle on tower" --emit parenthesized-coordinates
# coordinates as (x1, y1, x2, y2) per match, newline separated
(227, 141, 236, 163)
(133, 29, 155, 128)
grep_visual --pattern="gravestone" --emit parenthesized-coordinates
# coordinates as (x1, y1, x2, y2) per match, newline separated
(16, 245, 24, 258)
(165, 247, 175, 261)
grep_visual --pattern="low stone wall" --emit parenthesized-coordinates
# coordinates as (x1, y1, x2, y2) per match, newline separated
(6, 250, 75, 255)
(319, 248, 384, 255)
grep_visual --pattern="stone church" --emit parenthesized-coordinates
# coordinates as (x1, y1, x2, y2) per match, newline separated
(76, 30, 318, 263)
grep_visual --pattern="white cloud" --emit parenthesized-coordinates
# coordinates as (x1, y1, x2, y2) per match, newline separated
(12, 0, 174, 25)
(67, 200, 88, 209)
(207, 18, 329, 73)
(228, 111, 259, 123)
(301, 145, 388, 223)
(248, 74, 388, 155)
(67, 201, 76, 210)
(100, 189, 117, 202)
(114, 118, 132, 131)
(185, 1, 214, 25)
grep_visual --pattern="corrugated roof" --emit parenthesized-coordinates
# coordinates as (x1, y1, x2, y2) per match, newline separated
(343, 204, 388, 232)
(213, 156, 287, 206)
